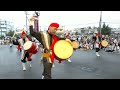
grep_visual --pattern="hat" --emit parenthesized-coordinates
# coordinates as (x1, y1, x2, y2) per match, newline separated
(49, 23, 59, 28)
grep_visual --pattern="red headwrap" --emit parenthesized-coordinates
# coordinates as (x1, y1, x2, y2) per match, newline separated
(21, 31, 26, 35)
(97, 31, 100, 36)
(49, 23, 59, 28)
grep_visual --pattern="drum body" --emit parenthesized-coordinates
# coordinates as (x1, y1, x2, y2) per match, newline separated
(101, 40, 108, 47)
(54, 40, 73, 60)
(23, 41, 38, 54)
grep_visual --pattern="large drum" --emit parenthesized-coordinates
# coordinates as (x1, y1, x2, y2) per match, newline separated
(71, 41, 79, 49)
(23, 41, 38, 54)
(66, 39, 79, 49)
(101, 40, 108, 47)
(54, 40, 73, 60)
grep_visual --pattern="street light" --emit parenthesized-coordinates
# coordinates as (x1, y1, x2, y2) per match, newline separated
(34, 11, 40, 16)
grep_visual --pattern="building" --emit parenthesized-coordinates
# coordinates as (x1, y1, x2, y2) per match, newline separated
(0, 19, 14, 37)
(72, 27, 98, 35)
(111, 28, 120, 34)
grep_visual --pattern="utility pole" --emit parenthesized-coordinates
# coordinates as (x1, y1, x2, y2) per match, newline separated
(99, 11, 102, 36)
(24, 11, 29, 34)
(0, 20, 2, 39)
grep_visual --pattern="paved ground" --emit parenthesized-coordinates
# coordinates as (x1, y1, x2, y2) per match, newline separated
(0, 45, 120, 79)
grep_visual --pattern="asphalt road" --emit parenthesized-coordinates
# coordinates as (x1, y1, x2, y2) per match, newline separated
(0, 45, 120, 79)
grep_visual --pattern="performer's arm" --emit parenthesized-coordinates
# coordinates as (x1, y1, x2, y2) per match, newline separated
(29, 25, 42, 43)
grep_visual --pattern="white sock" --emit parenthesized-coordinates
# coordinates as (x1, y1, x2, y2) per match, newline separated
(22, 63, 26, 71)
(96, 52, 100, 56)
(28, 61, 32, 67)
(42, 75, 44, 79)
(68, 58, 72, 62)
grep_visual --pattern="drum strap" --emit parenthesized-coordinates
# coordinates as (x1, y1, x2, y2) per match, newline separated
(40, 32, 50, 49)
(40, 32, 60, 63)
(40, 32, 51, 63)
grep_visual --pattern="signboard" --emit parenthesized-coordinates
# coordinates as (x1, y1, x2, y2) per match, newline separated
(34, 19, 39, 32)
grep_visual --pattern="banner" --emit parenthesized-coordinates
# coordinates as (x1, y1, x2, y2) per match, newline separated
(34, 18, 39, 33)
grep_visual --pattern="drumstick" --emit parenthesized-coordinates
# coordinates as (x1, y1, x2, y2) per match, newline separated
(12, 30, 17, 39)
(12, 33, 16, 38)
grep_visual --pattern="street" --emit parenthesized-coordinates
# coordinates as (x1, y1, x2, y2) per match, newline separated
(0, 45, 120, 79)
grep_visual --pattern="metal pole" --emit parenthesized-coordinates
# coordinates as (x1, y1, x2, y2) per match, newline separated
(0, 20, 2, 39)
(25, 11, 28, 34)
(99, 11, 102, 36)
(0, 20, 1, 40)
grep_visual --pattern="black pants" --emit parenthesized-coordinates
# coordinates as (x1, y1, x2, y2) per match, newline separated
(93, 44, 94, 49)
(20, 48, 22, 53)
(113, 43, 118, 50)
(96, 48, 100, 52)
(42, 58, 52, 79)
(21, 52, 32, 63)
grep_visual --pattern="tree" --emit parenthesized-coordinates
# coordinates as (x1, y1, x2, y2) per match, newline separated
(88, 26, 92, 29)
(6, 30, 14, 37)
(0, 35, 5, 39)
(101, 23, 111, 36)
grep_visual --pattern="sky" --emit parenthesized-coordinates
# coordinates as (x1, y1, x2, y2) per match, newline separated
(0, 11, 120, 30)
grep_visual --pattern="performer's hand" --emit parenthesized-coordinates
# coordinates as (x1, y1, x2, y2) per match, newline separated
(11, 38, 15, 41)
(66, 39, 72, 46)
(29, 16, 37, 26)
(44, 48, 51, 53)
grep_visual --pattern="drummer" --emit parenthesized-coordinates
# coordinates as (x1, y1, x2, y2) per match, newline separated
(94, 31, 101, 56)
(29, 16, 67, 79)
(12, 30, 33, 71)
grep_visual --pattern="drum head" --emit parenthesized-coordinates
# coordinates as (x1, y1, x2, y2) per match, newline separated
(23, 41, 32, 50)
(101, 40, 108, 47)
(54, 40, 73, 60)
(71, 41, 79, 49)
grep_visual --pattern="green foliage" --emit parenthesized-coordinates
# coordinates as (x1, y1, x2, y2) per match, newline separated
(101, 23, 111, 36)
(6, 30, 14, 37)
(0, 36, 5, 39)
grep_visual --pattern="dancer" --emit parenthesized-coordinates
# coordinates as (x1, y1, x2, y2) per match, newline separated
(13, 30, 33, 71)
(94, 31, 101, 56)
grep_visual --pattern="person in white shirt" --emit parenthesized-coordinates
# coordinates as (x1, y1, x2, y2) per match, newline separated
(113, 38, 118, 51)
